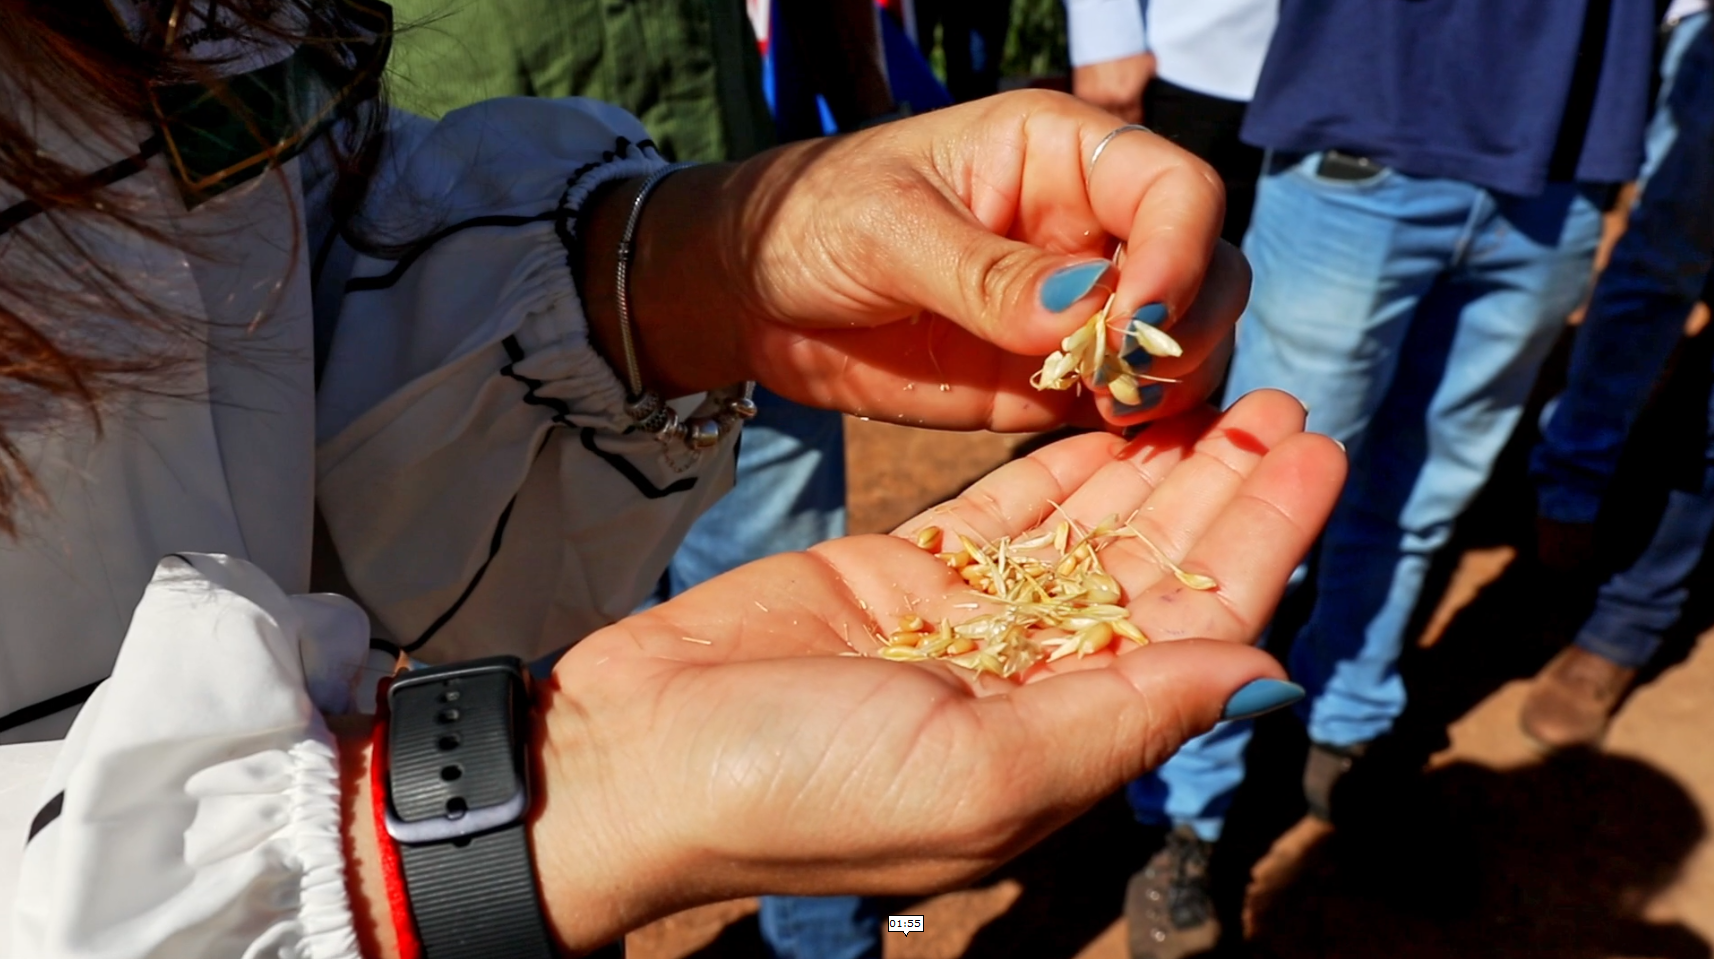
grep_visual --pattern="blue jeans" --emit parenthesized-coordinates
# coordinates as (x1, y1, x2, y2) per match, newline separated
(758, 893, 883, 959)
(657, 385, 847, 594)
(1532, 11, 1714, 525)
(1562, 13, 1714, 670)
(1129, 153, 1606, 840)
(1575, 358, 1714, 669)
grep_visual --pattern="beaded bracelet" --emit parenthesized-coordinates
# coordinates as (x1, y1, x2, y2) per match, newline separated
(614, 162, 758, 448)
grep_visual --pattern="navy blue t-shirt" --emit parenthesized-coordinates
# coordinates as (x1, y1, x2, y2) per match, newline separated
(1241, 0, 1658, 195)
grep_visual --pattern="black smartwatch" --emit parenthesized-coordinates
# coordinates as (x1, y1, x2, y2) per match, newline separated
(383, 656, 559, 959)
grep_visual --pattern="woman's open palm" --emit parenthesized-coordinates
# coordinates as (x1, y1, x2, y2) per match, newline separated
(532, 391, 1343, 928)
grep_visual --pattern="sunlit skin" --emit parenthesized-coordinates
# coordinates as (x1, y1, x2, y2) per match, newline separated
(530, 391, 1341, 952)
(338, 92, 1342, 958)
(580, 90, 1235, 433)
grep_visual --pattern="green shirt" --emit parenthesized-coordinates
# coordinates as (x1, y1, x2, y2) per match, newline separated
(387, 0, 775, 163)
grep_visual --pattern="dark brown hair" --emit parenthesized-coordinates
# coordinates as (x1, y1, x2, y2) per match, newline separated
(0, 0, 386, 533)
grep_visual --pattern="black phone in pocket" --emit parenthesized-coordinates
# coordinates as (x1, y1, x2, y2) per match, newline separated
(1316, 150, 1386, 181)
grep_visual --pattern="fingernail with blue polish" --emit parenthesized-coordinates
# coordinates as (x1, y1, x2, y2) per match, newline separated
(1039, 261, 1110, 312)
(1132, 302, 1169, 327)
(1121, 348, 1157, 372)
(1110, 383, 1164, 416)
(1221, 679, 1305, 721)
(1121, 303, 1169, 365)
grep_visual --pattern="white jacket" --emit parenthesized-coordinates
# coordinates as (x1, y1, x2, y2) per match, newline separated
(0, 45, 737, 959)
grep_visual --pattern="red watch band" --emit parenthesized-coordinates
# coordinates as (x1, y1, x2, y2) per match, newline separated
(370, 678, 424, 959)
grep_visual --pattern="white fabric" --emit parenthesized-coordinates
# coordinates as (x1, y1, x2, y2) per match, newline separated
(1065, 0, 1279, 103)
(318, 98, 735, 660)
(3, 91, 737, 956)
(0, 742, 62, 959)
(1, 95, 736, 742)
(12, 555, 371, 959)
(746, 0, 770, 46)
(1668, 0, 1709, 22)
(1064, 0, 1148, 69)
(0, 131, 306, 745)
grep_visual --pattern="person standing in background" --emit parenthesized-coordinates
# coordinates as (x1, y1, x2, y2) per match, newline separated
(1064, 2, 1277, 955)
(387, 3, 895, 957)
(1522, 1, 1714, 748)
(1073, 1, 1659, 956)
(910, 0, 1014, 102)
(752, 0, 907, 139)
(1064, 0, 1276, 244)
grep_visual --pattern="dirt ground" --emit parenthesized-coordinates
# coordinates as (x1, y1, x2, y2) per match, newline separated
(623, 361, 1714, 959)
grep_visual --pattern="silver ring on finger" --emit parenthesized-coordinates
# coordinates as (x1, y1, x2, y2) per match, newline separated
(1086, 123, 1153, 189)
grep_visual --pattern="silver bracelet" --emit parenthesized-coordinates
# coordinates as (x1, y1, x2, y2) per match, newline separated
(614, 161, 758, 449)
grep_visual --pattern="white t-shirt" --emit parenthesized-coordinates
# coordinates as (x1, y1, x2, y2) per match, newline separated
(1064, 0, 1279, 104)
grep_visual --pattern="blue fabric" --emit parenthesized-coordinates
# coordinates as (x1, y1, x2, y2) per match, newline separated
(1126, 721, 1251, 842)
(1129, 153, 1605, 833)
(1241, 0, 1656, 195)
(1574, 379, 1714, 669)
(1533, 12, 1714, 525)
(1244, 161, 1604, 745)
(762, 0, 951, 141)
(1551, 12, 1714, 671)
(758, 894, 884, 959)
(880, 9, 955, 114)
(658, 385, 847, 595)
(759, 0, 836, 143)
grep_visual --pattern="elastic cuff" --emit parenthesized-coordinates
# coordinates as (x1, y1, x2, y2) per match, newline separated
(296, 735, 366, 959)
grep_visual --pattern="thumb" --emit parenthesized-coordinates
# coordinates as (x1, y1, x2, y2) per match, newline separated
(904, 195, 1117, 357)
(989, 639, 1301, 810)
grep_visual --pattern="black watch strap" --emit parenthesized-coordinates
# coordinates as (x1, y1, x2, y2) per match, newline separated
(398, 828, 556, 957)
(385, 657, 561, 959)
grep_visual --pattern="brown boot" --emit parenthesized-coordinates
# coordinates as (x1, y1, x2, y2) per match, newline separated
(1520, 646, 1637, 750)
(1126, 825, 1221, 959)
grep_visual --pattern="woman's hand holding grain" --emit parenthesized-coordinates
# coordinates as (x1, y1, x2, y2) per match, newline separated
(594, 90, 1241, 431)
(519, 391, 1345, 952)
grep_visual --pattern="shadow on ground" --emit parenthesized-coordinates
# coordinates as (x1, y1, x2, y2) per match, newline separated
(955, 793, 1150, 959)
(681, 913, 765, 959)
(1219, 323, 1714, 958)
(1249, 749, 1709, 959)
(679, 793, 1151, 959)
